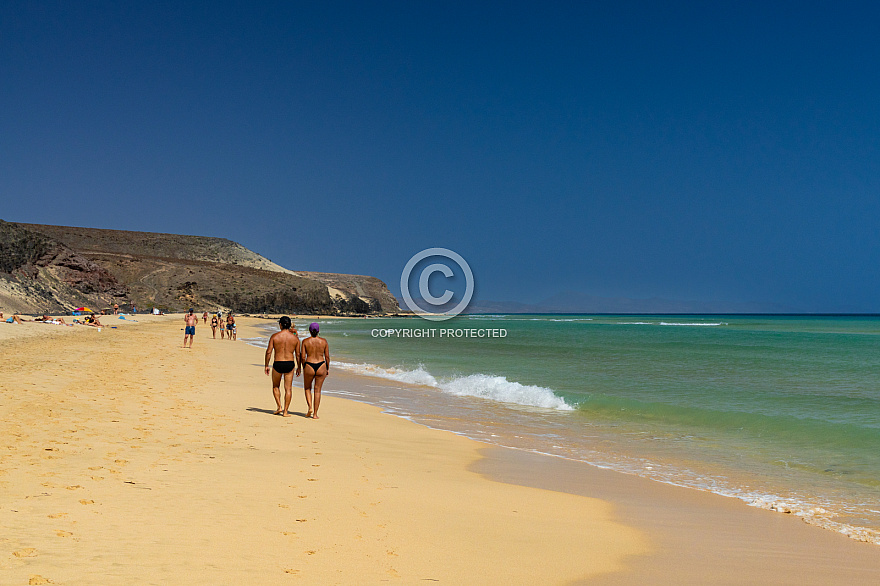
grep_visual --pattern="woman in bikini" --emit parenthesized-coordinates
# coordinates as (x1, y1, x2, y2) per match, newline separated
(300, 322, 329, 419)
(210, 314, 219, 338)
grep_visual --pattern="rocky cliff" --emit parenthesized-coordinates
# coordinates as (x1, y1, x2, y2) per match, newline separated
(0, 220, 128, 313)
(1, 221, 399, 315)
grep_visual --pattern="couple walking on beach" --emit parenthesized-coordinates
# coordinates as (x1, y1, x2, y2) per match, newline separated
(264, 317, 329, 419)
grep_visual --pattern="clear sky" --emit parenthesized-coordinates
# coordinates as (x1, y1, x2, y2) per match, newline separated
(2, 2, 879, 311)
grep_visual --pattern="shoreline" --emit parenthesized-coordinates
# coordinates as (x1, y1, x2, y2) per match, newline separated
(297, 314, 880, 548)
(2, 316, 877, 584)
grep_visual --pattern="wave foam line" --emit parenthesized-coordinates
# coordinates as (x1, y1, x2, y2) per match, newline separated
(335, 361, 573, 411)
(660, 322, 726, 326)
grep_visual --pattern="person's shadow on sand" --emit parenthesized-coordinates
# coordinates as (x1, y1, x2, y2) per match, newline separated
(246, 407, 310, 418)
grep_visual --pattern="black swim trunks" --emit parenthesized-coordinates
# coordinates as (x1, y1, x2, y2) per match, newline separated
(273, 361, 296, 374)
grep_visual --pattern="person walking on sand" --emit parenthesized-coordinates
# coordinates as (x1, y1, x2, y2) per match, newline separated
(264, 316, 301, 417)
(226, 312, 236, 341)
(183, 308, 198, 348)
(300, 322, 329, 419)
(202, 311, 208, 324)
(218, 314, 225, 339)
(210, 314, 218, 338)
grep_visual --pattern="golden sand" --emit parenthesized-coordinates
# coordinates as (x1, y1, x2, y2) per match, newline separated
(1, 316, 646, 584)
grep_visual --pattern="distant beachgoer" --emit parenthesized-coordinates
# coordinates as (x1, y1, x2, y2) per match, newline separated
(218, 315, 225, 339)
(202, 311, 208, 324)
(300, 322, 329, 419)
(84, 313, 103, 327)
(264, 316, 301, 417)
(35, 314, 68, 325)
(226, 313, 236, 341)
(113, 303, 119, 315)
(5, 313, 23, 325)
(183, 308, 198, 348)
(210, 314, 218, 338)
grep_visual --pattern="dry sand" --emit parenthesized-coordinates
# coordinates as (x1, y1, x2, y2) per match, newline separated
(1, 316, 646, 585)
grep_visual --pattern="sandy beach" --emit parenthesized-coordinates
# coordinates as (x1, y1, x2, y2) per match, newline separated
(1, 316, 878, 585)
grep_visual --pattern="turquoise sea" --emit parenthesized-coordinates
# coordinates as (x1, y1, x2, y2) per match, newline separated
(255, 314, 880, 544)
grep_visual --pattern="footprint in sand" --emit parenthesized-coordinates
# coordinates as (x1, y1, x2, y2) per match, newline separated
(47, 513, 67, 519)
(13, 548, 38, 558)
(79, 499, 94, 505)
(278, 504, 289, 509)
(295, 519, 307, 523)
(54, 530, 72, 538)
(65, 485, 83, 490)
(305, 550, 316, 555)
(284, 569, 299, 575)
(29, 576, 53, 585)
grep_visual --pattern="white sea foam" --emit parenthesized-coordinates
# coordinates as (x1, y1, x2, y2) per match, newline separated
(659, 322, 726, 326)
(528, 318, 593, 322)
(438, 373, 573, 410)
(335, 361, 439, 386)
(334, 361, 573, 411)
(617, 321, 726, 326)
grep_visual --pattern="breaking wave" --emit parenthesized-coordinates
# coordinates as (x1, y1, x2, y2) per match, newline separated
(334, 361, 574, 411)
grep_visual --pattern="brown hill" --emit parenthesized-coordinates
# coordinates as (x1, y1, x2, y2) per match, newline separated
(0, 220, 127, 313)
(2, 222, 399, 315)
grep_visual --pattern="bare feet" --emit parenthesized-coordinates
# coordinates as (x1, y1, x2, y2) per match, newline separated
(273, 409, 283, 415)
(306, 410, 312, 418)
(282, 412, 291, 417)
(311, 414, 319, 419)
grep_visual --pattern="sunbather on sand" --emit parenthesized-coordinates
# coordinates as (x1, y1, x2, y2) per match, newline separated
(83, 314, 103, 327)
(34, 315, 68, 325)
(4, 313, 24, 324)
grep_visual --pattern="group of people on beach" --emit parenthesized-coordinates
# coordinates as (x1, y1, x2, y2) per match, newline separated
(209, 311, 236, 340)
(2, 311, 98, 327)
(182, 309, 236, 347)
(265, 317, 329, 419)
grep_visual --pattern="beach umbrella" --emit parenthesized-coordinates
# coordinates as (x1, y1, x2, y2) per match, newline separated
(76, 307, 94, 312)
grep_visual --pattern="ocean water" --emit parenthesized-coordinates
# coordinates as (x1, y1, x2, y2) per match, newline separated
(251, 315, 880, 544)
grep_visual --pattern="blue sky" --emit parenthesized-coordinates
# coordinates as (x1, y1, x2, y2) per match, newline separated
(2, 2, 879, 311)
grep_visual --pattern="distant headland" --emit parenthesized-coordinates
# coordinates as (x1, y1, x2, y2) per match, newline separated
(0, 220, 399, 316)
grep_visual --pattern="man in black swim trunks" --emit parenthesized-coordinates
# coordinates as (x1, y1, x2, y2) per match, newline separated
(264, 316, 301, 417)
